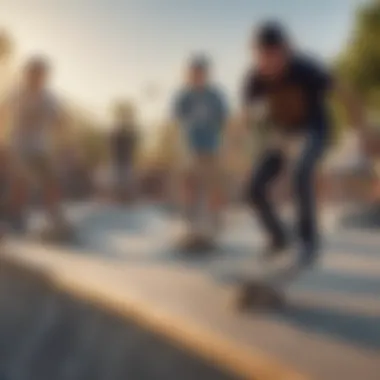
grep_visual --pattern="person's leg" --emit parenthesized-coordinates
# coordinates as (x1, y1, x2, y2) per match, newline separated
(166, 165, 182, 212)
(187, 156, 204, 234)
(126, 163, 138, 202)
(114, 162, 124, 200)
(7, 166, 29, 233)
(38, 155, 68, 230)
(6, 150, 31, 233)
(293, 129, 326, 266)
(179, 162, 198, 234)
(247, 149, 287, 251)
(181, 152, 217, 240)
(200, 153, 224, 237)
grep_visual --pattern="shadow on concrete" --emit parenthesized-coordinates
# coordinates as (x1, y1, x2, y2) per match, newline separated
(275, 303, 380, 351)
(37, 205, 380, 357)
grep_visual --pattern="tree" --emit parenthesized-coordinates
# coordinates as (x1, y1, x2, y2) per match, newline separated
(337, 0, 380, 110)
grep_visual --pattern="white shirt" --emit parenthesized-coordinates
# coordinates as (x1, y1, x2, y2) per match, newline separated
(5, 87, 61, 155)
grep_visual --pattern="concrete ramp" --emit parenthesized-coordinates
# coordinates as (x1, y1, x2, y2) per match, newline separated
(0, 259, 238, 380)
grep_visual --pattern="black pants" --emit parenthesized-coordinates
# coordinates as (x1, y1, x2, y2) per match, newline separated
(247, 129, 326, 249)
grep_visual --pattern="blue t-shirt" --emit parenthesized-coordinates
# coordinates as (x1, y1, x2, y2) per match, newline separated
(173, 85, 227, 153)
(242, 54, 334, 133)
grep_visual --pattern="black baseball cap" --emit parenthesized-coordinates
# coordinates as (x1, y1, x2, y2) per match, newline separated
(255, 21, 289, 48)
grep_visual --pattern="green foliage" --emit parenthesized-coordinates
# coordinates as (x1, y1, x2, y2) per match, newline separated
(338, 0, 380, 104)
(328, 95, 346, 143)
(331, 0, 380, 140)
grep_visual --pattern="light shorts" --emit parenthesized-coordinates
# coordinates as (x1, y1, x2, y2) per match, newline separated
(12, 149, 57, 187)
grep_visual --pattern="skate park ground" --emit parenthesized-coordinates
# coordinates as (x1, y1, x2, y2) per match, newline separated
(0, 202, 379, 380)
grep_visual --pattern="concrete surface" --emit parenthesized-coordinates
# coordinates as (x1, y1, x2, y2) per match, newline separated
(1, 202, 380, 380)
(0, 259, 237, 380)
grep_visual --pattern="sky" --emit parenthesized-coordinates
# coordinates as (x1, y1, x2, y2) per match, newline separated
(0, 0, 367, 128)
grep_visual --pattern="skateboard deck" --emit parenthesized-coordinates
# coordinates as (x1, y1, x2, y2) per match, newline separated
(233, 266, 299, 311)
(176, 233, 217, 254)
(235, 278, 286, 311)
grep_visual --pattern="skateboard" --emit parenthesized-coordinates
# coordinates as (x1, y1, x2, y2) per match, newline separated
(234, 266, 298, 311)
(235, 278, 286, 311)
(176, 233, 217, 254)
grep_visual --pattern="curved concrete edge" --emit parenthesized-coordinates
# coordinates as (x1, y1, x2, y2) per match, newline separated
(1, 248, 309, 380)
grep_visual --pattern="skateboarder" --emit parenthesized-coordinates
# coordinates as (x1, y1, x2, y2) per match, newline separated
(173, 54, 228, 249)
(0, 56, 71, 238)
(109, 100, 140, 203)
(242, 21, 367, 272)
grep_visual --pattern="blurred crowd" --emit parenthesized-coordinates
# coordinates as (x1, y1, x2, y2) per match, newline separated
(0, 15, 380, 244)
(0, 55, 379, 212)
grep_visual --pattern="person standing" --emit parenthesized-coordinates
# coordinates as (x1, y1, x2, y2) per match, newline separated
(173, 54, 228, 248)
(0, 56, 70, 237)
(109, 101, 140, 202)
